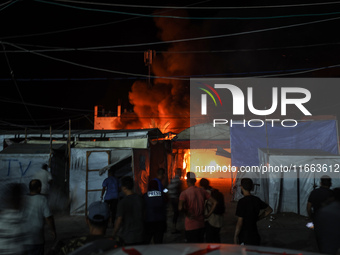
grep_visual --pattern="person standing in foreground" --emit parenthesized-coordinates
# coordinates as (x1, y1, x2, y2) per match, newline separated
(307, 175, 333, 220)
(314, 188, 340, 255)
(143, 180, 167, 244)
(0, 183, 27, 255)
(179, 172, 217, 243)
(48, 201, 114, 255)
(25, 179, 57, 255)
(101, 169, 119, 226)
(199, 178, 225, 243)
(112, 176, 144, 245)
(167, 168, 182, 234)
(234, 178, 272, 246)
(33, 163, 53, 196)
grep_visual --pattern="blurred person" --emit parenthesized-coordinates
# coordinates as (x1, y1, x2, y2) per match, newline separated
(167, 168, 182, 234)
(234, 178, 273, 246)
(314, 187, 340, 255)
(24, 179, 57, 255)
(199, 178, 225, 243)
(48, 201, 114, 255)
(307, 175, 333, 220)
(154, 168, 166, 192)
(0, 183, 27, 255)
(33, 163, 53, 196)
(179, 172, 217, 243)
(101, 169, 119, 226)
(143, 180, 167, 244)
(112, 176, 144, 245)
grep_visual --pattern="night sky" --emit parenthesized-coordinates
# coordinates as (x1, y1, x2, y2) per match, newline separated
(1, 0, 340, 131)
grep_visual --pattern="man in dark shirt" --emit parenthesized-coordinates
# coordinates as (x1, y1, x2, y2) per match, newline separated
(307, 175, 333, 220)
(143, 180, 167, 244)
(314, 188, 340, 255)
(112, 176, 144, 245)
(234, 178, 273, 246)
(49, 201, 113, 255)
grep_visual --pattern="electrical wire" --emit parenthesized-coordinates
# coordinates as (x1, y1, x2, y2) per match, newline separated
(53, 0, 340, 9)
(0, 68, 324, 81)
(8, 15, 337, 50)
(0, 0, 211, 40)
(3, 41, 340, 54)
(0, 97, 93, 113)
(2, 41, 340, 80)
(1, 42, 38, 126)
(0, 41, 185, 80)
(0, 0, 18, 12)
(35, 0, 340, 20)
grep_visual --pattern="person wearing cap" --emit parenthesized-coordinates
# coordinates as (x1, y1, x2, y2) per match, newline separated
(48, 201, 112, 255)
(178, 172, 217, 243)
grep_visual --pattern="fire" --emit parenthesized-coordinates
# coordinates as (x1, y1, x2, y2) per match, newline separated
(183, 150, 190, 174)
(182, 148, 233, 179)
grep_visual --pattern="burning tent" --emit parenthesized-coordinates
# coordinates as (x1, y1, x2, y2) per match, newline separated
(69, 128, 172, 215)
(171, 123, 231, 179)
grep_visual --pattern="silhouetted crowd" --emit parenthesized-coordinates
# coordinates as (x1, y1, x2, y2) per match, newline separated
(1, 164, 340, 255)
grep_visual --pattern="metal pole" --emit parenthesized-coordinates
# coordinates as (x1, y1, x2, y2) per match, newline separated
(336, 119, 340, 155)
(49, 126, 52, 167)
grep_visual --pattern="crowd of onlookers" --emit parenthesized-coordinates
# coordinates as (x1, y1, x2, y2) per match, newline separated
(0, 164, 340, 255)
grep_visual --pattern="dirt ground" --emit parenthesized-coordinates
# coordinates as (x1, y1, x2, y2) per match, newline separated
(44, 179, 319, 254)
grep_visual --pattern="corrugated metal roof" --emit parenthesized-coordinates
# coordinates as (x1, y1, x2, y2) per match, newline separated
(0, 143, 66, 154)
(0, 128, 164, 139)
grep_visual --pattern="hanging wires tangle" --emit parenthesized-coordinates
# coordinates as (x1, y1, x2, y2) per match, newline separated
(2, 41, 340, 80)
(0, 41, 185, 80)
(35, 0, 340, 20)
(0, 0, 210, 40)
(1, 42, 38, 126)
(54, 0, 340, 9)
(4, 15, 336, 50)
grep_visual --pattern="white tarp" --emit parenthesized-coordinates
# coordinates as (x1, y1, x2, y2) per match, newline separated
(0, 153, 49, 188)
(256, 149, 340, 216)
(70, 147, 132, 215)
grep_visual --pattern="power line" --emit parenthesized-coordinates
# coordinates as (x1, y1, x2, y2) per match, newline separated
(11, 15, 337, 50)
(0, 97, 93, 113)
(0, 41, 185, 80)
(0, 0, 211, 40)
(53, 0, 340, 9)
(0, 0, 18, 12)
(35, 0, 340, 20)
(2, 41, 340, 80)
(1, 42, 38, 126)
(2, 41, 340, 54)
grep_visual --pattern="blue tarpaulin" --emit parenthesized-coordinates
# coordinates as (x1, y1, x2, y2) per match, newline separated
(230, 120, 339, 167)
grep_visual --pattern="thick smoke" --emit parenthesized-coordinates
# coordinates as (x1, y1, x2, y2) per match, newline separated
(114, 10, 210, 133)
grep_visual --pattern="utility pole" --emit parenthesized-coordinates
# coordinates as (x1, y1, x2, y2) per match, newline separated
(144, 50, 156, 88)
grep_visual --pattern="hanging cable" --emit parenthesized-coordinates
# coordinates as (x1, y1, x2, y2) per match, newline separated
(1, 42, 38, 126)
(35, 0, 340, 20)
(53, 0, 340, 10)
